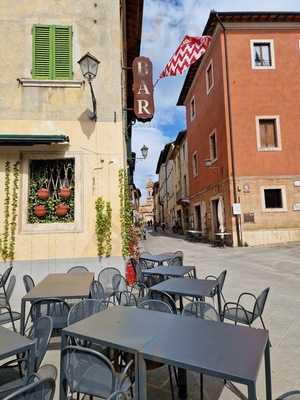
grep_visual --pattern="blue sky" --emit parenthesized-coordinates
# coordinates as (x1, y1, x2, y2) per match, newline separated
(132, 0, 300, 198)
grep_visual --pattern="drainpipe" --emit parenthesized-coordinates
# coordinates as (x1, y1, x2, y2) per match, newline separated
(216, 13, 242, 246)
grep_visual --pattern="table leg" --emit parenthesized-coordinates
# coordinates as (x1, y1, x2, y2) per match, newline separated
(247, 382, 257, 400)
(193, 267, 196, 279)
(179, 296, 183, 313)
(59, 333, 68, 400)
(178, 368, 187, 399)
(137, 353, 147, 400)
(265, 340, 272, 400)
(20, 299, 26, 335)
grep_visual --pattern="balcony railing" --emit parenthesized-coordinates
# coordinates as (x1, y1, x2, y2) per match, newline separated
(176, 189, 188, 203)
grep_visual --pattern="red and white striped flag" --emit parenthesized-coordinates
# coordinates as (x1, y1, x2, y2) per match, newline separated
(160, 35, 212, 78)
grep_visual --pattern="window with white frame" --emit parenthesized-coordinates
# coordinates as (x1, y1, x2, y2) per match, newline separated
(190, 97, 196, 121)
(192, 152, 198, 177)
(206, 60, 214, 94)
(251, 40, 275, 69)
(262, 187, 287, 211)
(256, 116, 281, 151)
(209, 130, 217, 162)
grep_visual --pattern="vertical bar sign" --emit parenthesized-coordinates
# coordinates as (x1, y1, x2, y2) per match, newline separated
(132, 56, 155, 122)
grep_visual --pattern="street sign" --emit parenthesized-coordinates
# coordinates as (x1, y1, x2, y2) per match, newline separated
(232, 203, 241, 215)
(132, 56, 154, 122)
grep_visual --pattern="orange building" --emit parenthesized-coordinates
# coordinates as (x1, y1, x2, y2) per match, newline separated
(178, 11, 300, 246)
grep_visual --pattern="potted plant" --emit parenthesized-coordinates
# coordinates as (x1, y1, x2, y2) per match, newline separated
(37, 188, 49, 200)
(55, 203, 69, 217)
(34, 204, 47, 217)
(58, 187, 71, 199)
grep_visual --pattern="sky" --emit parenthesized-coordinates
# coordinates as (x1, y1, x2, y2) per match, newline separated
(132, 0, 300, 198)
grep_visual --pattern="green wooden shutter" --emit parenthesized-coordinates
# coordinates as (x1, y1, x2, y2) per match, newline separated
(53, 26, 73, 80)
(32, 25, 52, 79)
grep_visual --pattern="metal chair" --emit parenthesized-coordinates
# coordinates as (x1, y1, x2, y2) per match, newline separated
(24, 298, 70, 335)
(67, 265, 89, 273)
(149, 289, 177, 314)
(90, 280, 106, 301)
(67, 299, 107, 326)
(182, 301, 219, 400)
(107, 391, 128, 400)
(167, 256, 183, 266)
(0, 271, 21, 332)
(61, 345, 134, 399)
(112, 274, 128, 296)
(0, 316, 54, 396)
(98, 267, 120, 299)
(222, 287, 270, 330)
(117, 291, 137, 307)
(205, 269, 227, 306)
(138, 299, 175, 400)
(276, 391, 300, 399)
(23, 275, 35, 294)
(2, 377, 56, 400)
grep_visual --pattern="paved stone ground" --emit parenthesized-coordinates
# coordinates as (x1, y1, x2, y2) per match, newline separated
(8, 230, 300, 399)
(139, 230, 300, 399)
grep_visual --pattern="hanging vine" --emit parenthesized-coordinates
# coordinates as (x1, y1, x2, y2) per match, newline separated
(95, 197, 112, 257)
(0, 161, 20, 265)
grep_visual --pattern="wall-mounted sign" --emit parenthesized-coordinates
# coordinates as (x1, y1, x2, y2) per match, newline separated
(293, 203, 300, 211)
(232, 203, 241, 215)
(132, 56, 154, 122)
(294, 181, 300, 187)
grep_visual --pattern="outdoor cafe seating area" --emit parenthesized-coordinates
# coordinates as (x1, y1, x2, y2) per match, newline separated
(0, 253, 296, 400)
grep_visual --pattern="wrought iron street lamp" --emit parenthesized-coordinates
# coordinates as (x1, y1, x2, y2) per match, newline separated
(78, 52, 100, 121)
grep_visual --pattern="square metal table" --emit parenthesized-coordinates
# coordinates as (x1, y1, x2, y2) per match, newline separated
(140, 254, 176, 265)
(150, 277, 221, 313)
(142, 265, 196, 279)
(138, 312, 271, 400)
(60, 306, 171, 400)
(20, 272, 94, 334)
(0, 326, 35, 378)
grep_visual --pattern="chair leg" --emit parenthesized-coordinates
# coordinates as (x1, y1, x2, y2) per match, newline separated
(200, 373, 204, 400)
(168, 366, 175, 400)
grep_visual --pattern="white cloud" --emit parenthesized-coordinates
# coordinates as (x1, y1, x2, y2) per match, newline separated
(133, 0, 300, 196)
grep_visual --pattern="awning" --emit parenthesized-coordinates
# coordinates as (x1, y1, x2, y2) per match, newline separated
(0, 134, 69, 146)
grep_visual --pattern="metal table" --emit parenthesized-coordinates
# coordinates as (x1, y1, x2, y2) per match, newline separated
(20, 272, 94, 334)
(140, 254, 176, 265)
(150, 277, 221, 313)
(139, 312, 272, 400)
(0, 326, 35, 378)
(142, 265, 196, 279)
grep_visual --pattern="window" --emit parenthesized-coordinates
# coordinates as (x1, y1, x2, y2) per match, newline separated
(28, 158, 75, 223)
(32, 25, 73, 80)
(192, 152, 198, 177)
(262, 187, 287, 212)
(182, 143, 186, 160)
(256, 116, 281, 151)
(183, 175, 187, 197)
(251, 40, 275, 69)
(190, 97, 196, 121)
(209, 130, 217, 162)
(206, 60, 214, 94)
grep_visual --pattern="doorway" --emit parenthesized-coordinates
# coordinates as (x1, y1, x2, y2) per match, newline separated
(211, 199, 219, 235)
(195, 205, 201, 231)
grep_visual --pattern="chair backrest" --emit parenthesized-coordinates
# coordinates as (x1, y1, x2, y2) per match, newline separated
(89, 280, 105, 300)
(253, 287, 270, 318)
(62, 345, 115, 397)
(67, 299, 107, 326)
(26, 298, 70, 332)
(5, 275, 16, 303)
(0, 266, 13, 288)
(67, 266, 89, 273)
(23, 275, 35, 294)
(117, 291, 137, 307)
(98, 267, 120, 290)
(107, 391, 128, 400)
(175, 251, 183, 258)
(2, 377, 56, 400)
(112, 274, 127, 293)
(138, 299, 173, 314)
(217, 270, 227, 292)
(182, 301, 219, 321)
(149, 289, 177, 314)
(276, 390, 300, 399)
(167, 256, 183, 266)
(28, 316, 53, 370)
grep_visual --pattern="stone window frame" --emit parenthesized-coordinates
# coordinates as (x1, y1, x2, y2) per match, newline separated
(190, 96, 196, 121)
(260, 185, 287, 213)
(192, 151, 199, 177)
(209, 129, 218, 163)
(21, 151, 83, 233)
(256, 115, 282, 152)
(250, 39, 276, 70)
(205, 59, 214, 95)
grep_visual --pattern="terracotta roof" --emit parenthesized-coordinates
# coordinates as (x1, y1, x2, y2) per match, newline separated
(177, 10, 300, 105)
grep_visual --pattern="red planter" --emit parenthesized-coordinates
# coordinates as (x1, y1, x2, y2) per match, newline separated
(37, 188, 49, 200)
(58, 187, 71, 199)
(34, 205, 47, 218)
(55, 203, 69, 217)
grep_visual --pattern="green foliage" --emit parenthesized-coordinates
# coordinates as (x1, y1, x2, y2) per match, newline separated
(95, 197, 112, 258)
(0, 161, 20, 265)
(119, 169, 135, 257)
